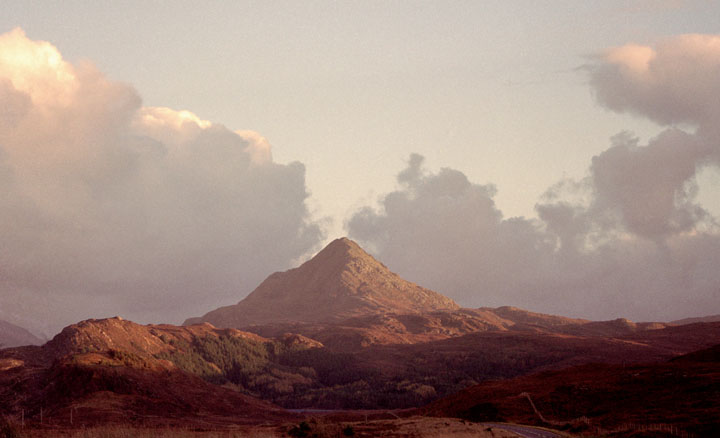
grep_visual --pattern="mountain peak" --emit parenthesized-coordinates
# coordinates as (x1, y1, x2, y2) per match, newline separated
(307, 237, 371, 264)
(294, 237, 389, 283)
(323, 236, 359, 251)
(184, 237, 459, 328)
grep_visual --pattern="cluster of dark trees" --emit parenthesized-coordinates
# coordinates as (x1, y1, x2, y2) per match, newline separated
(152, 334, 573, 409)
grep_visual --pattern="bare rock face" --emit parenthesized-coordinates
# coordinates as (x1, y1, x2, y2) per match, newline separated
(184, 237, 459, 328)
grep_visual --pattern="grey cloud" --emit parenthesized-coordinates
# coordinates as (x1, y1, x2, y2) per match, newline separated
(583, 35, 720, 239)
(588, 130, 710, 239)
(347, 155, 555, 310)
(535, 201, 590, 254)
(347, 155, 720, 322)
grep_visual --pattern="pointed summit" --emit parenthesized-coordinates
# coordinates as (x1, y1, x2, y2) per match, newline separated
(184, 238, 458, 328)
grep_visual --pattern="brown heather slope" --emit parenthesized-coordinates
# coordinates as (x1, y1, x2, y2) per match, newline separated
(0, 318, 294, 427)
(4, 316, 708, 419)
(0, 319, 43, 347)
(344, 322, 720, 396)
(242, 307, 619, 351)
(421, 341, 720, 437)
(3, 319, 720, 421)
(236, 320, 720, 409)
(184, 237, 459, 327)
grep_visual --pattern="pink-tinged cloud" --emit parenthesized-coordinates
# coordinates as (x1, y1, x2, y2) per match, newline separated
(591, 34, 720, 130)
(0, 28, 324, 335)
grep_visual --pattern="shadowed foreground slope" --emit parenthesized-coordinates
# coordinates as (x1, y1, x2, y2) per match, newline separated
(422, 343, 720, 437)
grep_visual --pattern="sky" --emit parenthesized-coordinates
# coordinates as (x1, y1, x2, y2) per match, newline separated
(1, 1, 720, 337)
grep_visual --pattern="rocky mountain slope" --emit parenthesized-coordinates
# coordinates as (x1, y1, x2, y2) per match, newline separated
(184, 237, 459, 327)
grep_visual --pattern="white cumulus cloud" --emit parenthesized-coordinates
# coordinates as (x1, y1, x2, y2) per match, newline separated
(0, 28, 324, 336)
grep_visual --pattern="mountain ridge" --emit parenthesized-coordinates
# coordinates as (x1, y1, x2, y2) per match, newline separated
(672, 314, 720, 325)
(183, 237, 669, 349)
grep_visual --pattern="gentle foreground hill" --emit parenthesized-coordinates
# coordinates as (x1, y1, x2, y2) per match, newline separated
(184, 237, 459, 327)
(0, 319, 43, 347)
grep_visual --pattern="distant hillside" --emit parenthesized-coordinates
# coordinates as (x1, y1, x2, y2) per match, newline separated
(240, 306, 651, 351)
(0, 319, 43, 347)
(185, 237, 459, 327)
(671, 314, 720, 325)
